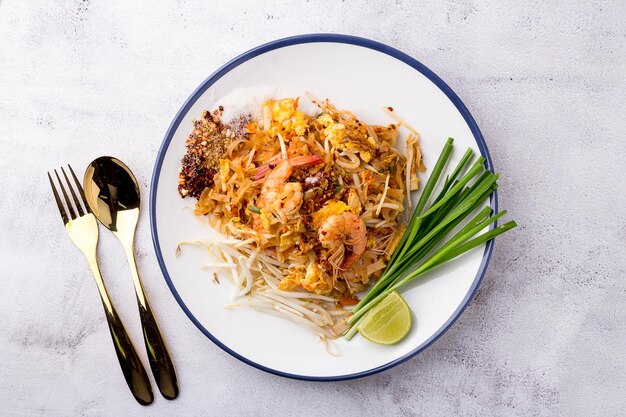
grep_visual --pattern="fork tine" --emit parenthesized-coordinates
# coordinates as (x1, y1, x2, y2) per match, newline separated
(54, 169, 77, 220)
(48, 172, 69, 224)
(61, 167, 85, 216)
(68, 164, 92, 214)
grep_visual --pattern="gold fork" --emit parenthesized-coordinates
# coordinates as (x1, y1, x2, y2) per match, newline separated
(47, 166, 154, 406)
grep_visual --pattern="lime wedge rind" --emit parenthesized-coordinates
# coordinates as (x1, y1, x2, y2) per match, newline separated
(357, 291, 412, 345)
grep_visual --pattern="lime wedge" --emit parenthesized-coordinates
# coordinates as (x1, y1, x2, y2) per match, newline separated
(357, 291, 412, 345)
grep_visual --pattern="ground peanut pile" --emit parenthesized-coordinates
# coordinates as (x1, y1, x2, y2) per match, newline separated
(178, 108, 250, 198)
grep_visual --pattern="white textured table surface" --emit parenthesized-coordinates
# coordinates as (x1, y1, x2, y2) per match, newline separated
(1, 1, 625, 416)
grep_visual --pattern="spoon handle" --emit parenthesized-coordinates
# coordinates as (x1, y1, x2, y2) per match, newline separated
(123, 245, 179, 400)
(83, 251, 154, 405)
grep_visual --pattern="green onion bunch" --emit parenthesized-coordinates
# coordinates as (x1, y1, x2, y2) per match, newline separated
(345, 138, 517, 340)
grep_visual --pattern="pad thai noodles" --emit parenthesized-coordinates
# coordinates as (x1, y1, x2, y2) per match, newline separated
(177, 95, 425, 346)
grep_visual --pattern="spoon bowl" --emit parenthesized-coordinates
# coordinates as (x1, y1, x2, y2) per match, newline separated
(83, 157, 140, 232)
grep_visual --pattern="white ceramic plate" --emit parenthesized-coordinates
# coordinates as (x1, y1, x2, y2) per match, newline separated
(150, 34, 496, 380)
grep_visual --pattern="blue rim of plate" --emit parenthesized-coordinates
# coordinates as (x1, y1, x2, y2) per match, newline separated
(150, 33, 497, 381)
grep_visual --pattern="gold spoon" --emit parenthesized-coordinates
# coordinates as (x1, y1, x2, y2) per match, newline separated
(84, 156, 179, 400)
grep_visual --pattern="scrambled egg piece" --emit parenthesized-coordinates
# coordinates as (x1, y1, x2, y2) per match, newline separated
(301, 262, 332, 294)
(279, 220, 305, 251)
(264, 98, 309, 137)
(218, 159, 230, 190)
(311, 200, 350, 228)
(278, 265, 304, 291)
(347, 188, 362, 214)
(278, 262, 332, 295)
(279, 230, 298, 251)
(317, 114, 347, 147)
(317, 114, 375, 162)
(259, 208, 278, 229)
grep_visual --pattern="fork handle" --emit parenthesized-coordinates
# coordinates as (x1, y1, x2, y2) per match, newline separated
(86, 254, 154, 406)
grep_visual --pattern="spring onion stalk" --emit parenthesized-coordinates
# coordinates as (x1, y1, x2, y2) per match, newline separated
(405, 220, 518, 282)
(344, 314, 366, 340)
(445, 147, 475, 191)
(354, 186, 491, 311)
(417, 183, 469, 241)
(357, 180, 499, 312)
(354, 149, 488, 312)
(440, 209, 507, 254)
(435, 221, 517, 265)
(418, 148, 477, 232)
(363, 201, 487, 305)
(424, 147, 475, 219)
(414, 138, 455, 215)
(349, 218, 517, 326)
(393, 173, 498, 269)
(390, 138, 454, 265)
(419, 157, 486, 219)
(384, 189, 477, 280)
(345, 140, 516, 337)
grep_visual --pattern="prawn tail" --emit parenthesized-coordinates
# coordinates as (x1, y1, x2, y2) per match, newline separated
(289, 155, 324, 168)
(254, 153, 284, 180)
(341, 253, 359, 269)
(254, 164, 273, 180)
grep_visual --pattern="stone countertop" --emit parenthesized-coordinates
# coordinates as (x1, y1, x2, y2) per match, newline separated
(1, 1, 625, 416)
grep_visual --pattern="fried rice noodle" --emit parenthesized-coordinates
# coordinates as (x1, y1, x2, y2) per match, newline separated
(177, 96, 425, 345)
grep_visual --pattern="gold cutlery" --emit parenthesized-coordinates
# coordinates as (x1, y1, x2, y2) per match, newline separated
(83, 157, 179, 400)
(47, 166, 154, 405)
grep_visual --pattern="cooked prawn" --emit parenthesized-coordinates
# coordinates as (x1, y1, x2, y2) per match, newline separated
(257, 155, 323, 220)
(318, 212, 367, 269)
